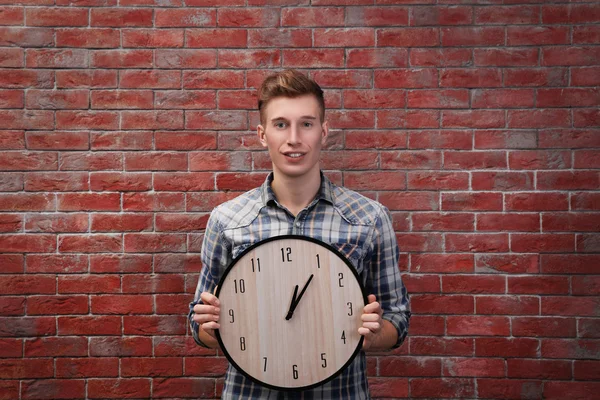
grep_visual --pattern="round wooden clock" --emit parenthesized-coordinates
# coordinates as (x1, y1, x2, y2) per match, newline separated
(214, 235, 367, 391)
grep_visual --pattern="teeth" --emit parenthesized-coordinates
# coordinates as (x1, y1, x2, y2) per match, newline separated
(287, 153, 303, 158)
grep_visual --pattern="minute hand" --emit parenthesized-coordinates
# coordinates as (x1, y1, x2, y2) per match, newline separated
(285, 274, 314, 320)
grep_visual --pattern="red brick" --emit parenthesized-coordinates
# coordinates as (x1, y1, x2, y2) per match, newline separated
(448, 316, 510, 336)
(56, 358, 119, 378)
(411, 253, 474, 273)
(27, 296, 89, 316)
(155, 213, 209, 232)
(120, 70, 180, 89)
(0, 110, 53, 130)
(544, 381, 600, 400)
(478, 379, 542, 400)
(347, 48, 407, 68)
(183, 70, 244, 89)
(378, 110, 440, 128)
(91, 90, 152, 109)
(122, 357, 183, 377)
(314, 28, 374, 47)
(0, 6, 23, 24)
(408, 130, 471, 149)
(475, 254, 539, 274)
(281, 7, 343, 26)
(408, 89, 468, 109)
(409, 315, 445, 336)
(21, 379, 86, 399)
(91, 50, 153, 69)
(375, 69, 438, 89)
(411, 378, 475, 398)
(58, 275, 120, 294)
(378, 28, 439, 47)
(313, 70, 372, 88)
(90, 254, 152, 274)
(572, 67, 600, 86)
(475, 48, 538, 67)
(572, 276, 600, 296)
(91, 295, 152, 315)
(575, 150, 600, 169)
(25, 213, 88, 233)
(26, 7, 87, 26)
(57, 28, 119, 48)
(410, 48, 472, 67)
(0, 235, 55, 254)
(0, 296, 25, 316)
(0, 90, 23, 108)
(379, 192, 440, 211)
(90, 172, 152, 191)
(475, 5, 539, 24)
(410, 294, 473, 315)
(543, 213, 600, 233)
(472, 89, 534, 109)
(543, 4, 600, 24)
(442, 275, 505, 294)
(27, 49, 88, 68)
(88, 379, 151, 399)
(441, 26, 504, 46)
(0, 27, 53, 47)
(122, 192, 185, 212)
(543, 46, 600, 66)
(152, 377, 214, 399)
(538, 171, 599, 190)
(574, 108, 600, 127)
(184, 357, 228, 376)
(56, 70, 117, 88)
(58, 316, 122, 336)
(506, 192, 568, 212)
(153, 172, 215, 191)
(542, 297, 600, 317)
(89, 337, 152, 357)
(187, 28, 247, 48)
(347, 6, 408, 26)
(124, 234, 186, 253)
(25, 336, 88, 357)
(575, 360, 600, 380)
(509, 150, 571, 170)
(444, 150, 506, 169)
(0, 48, 23, 68)
(219, 7, 279, 27)
(477, 295, 539, 315)
(403, 274, 440, 293)
(123, 276, 184, 294)
(282, 48, 344, 68)
(91, 8, 152, 27)
(542, 254, 600, 274)
(441, 68, 502, 88)
(379, 356, 441, 377)
(538, 88, 600, 108)
(505, 68, 568, 87)
(513, 316, 576, 338)
(542, 339, 600, 360)
(24, 172, 88, 192)
(442, 357, 504, 378)
(507, 26, 570, 45)
(124, 316, 186, 335)
(57, 193, 120, 212)
(472, 172, 534, 191)
(0, 255, 24, 274)
(154, 8, 215, 27)
(443, 193, 503, 211)
(408, 172, 469, 190)
(508, 109, 571, 129)
(475, 337, 539, 358)
(410, 6, 472, 26)
(410, 337, 474, 357)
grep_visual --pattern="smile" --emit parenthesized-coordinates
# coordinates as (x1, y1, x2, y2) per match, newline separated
(285, 153, 305, 158)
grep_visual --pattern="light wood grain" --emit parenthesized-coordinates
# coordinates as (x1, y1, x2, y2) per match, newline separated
(217, 237, 365, 390)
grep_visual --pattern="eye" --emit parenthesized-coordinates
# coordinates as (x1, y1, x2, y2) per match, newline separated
(274, 121, 287, 129)
(302, 121, 313, 128)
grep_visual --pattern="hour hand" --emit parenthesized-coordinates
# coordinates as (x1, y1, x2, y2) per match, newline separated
(285, 284, 299, 320)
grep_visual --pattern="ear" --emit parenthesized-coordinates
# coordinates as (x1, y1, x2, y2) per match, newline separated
(320, 121, 329, 146)
(257, 124, 268, 148)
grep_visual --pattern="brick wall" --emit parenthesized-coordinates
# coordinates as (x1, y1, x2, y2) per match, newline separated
(1, 1, 599, 399)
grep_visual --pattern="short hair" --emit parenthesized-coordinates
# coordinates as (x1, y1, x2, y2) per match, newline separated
(258, 69, 325, 125)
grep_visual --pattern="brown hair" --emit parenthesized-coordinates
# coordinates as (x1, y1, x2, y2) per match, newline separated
(258, 69, 325, 125)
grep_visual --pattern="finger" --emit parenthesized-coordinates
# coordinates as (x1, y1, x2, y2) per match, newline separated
(200, 292, 220, 307)
(363, 301, 382, 315)
(193, 304, 220, 315)
(201, 321, 220, 332)
(193, 310, 220, 323)
(367, 294, 376, 304)
(358, 327, 372, 337)
(362, 322, 381, 332)
(361, 313, 381, 323)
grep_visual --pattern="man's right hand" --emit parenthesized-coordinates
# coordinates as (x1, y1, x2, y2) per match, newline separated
(192, 292, 221, 344)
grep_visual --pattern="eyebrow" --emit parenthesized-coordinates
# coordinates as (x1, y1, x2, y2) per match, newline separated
(270, 116, 317, 122)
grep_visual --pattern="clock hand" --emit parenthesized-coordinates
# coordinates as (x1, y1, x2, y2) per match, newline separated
(285, 274, 314, 321)
(285, 284, 299, 320)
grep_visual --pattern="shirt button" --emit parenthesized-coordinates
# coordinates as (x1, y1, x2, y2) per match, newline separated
(296, 222, 301, 227)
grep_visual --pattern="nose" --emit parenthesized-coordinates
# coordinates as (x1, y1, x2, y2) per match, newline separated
(287, 123, 300, 146)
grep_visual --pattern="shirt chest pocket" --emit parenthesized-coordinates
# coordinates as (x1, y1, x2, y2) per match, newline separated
(330, 242, 365, 276)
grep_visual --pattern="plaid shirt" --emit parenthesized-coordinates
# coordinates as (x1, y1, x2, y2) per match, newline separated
(189, 172, 410, 399)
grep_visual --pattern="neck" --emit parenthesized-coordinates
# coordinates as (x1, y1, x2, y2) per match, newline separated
(271, 169, 321, 216)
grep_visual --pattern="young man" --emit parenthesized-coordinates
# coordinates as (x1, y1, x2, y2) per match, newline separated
(189, 69, 410, 399)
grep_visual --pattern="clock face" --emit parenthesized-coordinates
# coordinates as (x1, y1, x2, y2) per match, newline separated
(215, 235, 367, 391)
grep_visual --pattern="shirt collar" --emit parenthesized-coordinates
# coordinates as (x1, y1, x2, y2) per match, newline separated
(261, 171, 335, 207)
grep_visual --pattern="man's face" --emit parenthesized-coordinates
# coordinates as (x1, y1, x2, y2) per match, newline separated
(257, 94, 328, 181)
